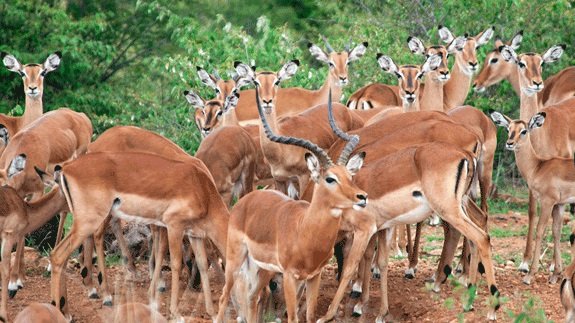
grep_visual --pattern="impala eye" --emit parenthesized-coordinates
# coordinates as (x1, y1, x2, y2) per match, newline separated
(518, 62, 526, 69)
(490, 58, 499, 64)
(520, 129, 528, 136)
(40, 70, 47, 77)
(328, 62, 335, 68)
(19, 71, 25, 78)
(325, 177, 337, 184)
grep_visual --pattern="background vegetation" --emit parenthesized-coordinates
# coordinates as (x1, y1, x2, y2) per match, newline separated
(1, 0, 574, 188)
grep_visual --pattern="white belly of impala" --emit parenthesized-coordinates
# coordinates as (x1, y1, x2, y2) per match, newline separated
(111, 208, 167, 227)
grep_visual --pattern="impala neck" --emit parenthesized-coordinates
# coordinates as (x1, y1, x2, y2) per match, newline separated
(24, 187, 67, 234)
(22, 94, 43, 126)
(403, 99, 420, 112)
(519, 90, 541, 122)
(205, 199, 230, 258)
(298, 185, 343, 256)
(221, 108, 240, 127)
(514, 137, 543, 184)
(420, 74, 444, 111)
(507, 66, 521, 98)
(318, 72, 343, 104)
(443, 61, 472, 111)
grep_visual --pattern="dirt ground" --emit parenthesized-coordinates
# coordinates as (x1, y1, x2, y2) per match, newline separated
(5, 210, 568, 322)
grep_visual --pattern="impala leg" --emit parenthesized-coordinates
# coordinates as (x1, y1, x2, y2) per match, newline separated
(317, 230, 373, 323)
(9, 237, 25, 294)
(81, 236, 98, 299)
(216, 242, 248, 323)
(478, 152, 493, 213)
(1, 235, 16, 322)
(166, 227, 184, 319)
(350, 248, 365, 299)
(149, 227, 168, 300)
(93, 222, 112, 306)
(189, 237, 215, 317)
(148, 225, 159, 280)
(375, 229, 392, 322)
(352, 233, 377, 317)
(445, 209, 499, 320)
(521, 190, 538, 272)
(305, 272, 321, 322)
(246, 270, 275, 323)
(406, 224, 413, 256)
(524, 199, 554, 285)
(51, 223, 97, 320)
(468, 242, 480, 288)
(550, 204, 564, 284)
(397, 224, 407, 257)
(110, 217, 137, 277)
(405, 221, 423, 279)
(282, 273, 299, 323)
(56, 212, 67, 246)
(432, 222, 461, 292)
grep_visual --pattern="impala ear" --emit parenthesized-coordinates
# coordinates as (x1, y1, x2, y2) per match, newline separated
(346, 152, 365, 176)
(223, 90, 240, 112)
(8, 154, 26, 178)
(183, 90, 205, 108)
(0, 125, 9, 146)
(421, 54, 442, 75)
(277, 60, 299, 83)
(542, 45, 566, 64)
(347, 42, 368, 62)
(34, 166, 56, 187)
(476, 26, 495, 47)
(499, 45, 518, 64)
(438, 25, 455, 43)
(407, 36, 426, 55)
(196, 66, 218, 90)
(234, 61, 256, 82)
(43, 51, 62, 73)
(305, 153, 321, 182)
(489, 110, 510, 129)
(528, 112, 546, 130)
(510, 30, 523, 50)
(53, 165, 62, 184)
(2, 52, 22, 73)
(448, 36, 467, 53)
(376, 54, 399, 76)
(308, 43, 330, 64)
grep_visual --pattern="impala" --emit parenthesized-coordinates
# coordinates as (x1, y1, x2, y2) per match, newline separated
(0, 177, 67, 322)
(235, 61, 364, 198)
(439, 25, 494, 110)
(316, 94, 499, 322)
(491, 111, 575, 285)
(473, 30, 523, 93)
(0, 108, 92, 295)
(99, 302, 167, 323)
(347, 34, 466, 111)
(561, 259, 575, 322)
(215, 87, 367, 323)
(12, 303, 68, 323)
(0, 51, 61, 155)
(475, 32, 575, 107)
(234, 37, 367, 124)
(498, 44, 568, 274)
(49, 151, 229, 320)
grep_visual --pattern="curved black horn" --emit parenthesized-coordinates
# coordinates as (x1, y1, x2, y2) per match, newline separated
(327, 89, 360, 165)
(321, 35, 334, 53)
(256, 87, 333, 167)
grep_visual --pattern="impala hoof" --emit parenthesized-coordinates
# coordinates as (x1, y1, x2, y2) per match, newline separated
(16, 279, 23, 289)
(349, 291, 361, 299)
(549, 274, 560, 284)
(158, 286, 166, 293)
(103, 295, 113, 306)
(8, 289, 18, 299)
(518, 261, 529, 273)
(522, 275, 532, 285)
(372, 272, 381, 280)
(88, 288, 100, 299)
(404, 268, 415, 279)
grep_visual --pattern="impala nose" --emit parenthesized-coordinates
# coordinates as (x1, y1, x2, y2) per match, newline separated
(469, 62, 478, 70)
(355, 194, 368, 209)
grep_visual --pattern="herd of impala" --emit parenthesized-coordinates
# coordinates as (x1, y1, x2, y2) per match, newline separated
(1, 24, 575, 323)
